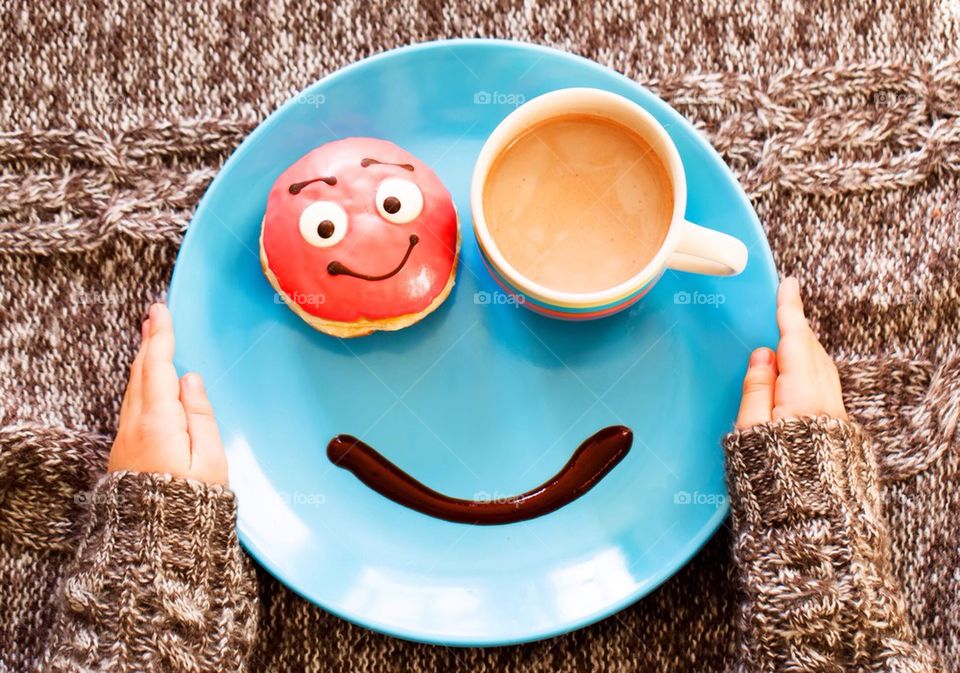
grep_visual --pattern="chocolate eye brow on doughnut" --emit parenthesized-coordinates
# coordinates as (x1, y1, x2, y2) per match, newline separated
(360, 157, 415, 171)
(288, 176, 338, 194)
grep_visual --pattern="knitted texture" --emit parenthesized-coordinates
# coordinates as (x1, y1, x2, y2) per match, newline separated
(41, 472, 258, 672)
(724, 418, 942, 672)
(1, 0, 959, 672)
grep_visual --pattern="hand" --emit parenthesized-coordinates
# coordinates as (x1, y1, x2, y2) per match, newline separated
(108, 303, 228, 486)
(736, 277, 847, 429)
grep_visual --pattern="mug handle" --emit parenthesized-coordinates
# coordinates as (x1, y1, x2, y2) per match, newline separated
(666, 220, 748, 276)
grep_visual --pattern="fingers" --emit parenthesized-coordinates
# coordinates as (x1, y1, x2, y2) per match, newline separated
(180, 373, 229, 486)
(142, 303, 182, 410)
(736, 348, 778, 429)
(118, 318, 150, 425)
(775, 276, 820, 378)
(768, 277, 849, 421)
(776, 277, 809, 337)
(179, 373, 220, 449)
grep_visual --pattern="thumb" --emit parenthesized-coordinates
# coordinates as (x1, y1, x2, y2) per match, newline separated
(179, 373, 228, 486)
(736, 348, 778, 429)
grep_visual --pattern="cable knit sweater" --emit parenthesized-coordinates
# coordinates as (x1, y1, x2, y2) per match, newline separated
(1, 398, 947, 672)
(2, 1, 959, 672)
(725, 418, 941, 672)
(41, 474, 258, 672)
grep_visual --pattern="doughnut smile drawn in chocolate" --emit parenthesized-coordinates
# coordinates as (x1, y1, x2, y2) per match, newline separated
(327, 425, 634, 525)
(328, 233, 420, 281)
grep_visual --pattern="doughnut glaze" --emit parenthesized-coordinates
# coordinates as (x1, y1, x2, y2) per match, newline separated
(261, 138, 459, 328)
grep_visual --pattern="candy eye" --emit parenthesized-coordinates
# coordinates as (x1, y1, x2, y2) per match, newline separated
(299, 201, 348, 247)
(375, 178, 423, 224)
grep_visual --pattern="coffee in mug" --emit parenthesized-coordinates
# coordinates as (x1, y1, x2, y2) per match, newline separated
(483, 113, 673, 294)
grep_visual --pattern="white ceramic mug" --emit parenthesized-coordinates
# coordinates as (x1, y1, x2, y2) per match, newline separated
(471, 88, 748, 319)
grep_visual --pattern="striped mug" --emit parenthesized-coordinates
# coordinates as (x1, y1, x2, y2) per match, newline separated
(471, 88, 748, 319)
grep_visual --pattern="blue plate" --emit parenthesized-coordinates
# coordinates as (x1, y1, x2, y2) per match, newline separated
(169, 39, 778, 646)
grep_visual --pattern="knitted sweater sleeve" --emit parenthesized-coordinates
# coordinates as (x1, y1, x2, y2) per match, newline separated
(42, 471, 258, 673)
(723, 416, 942, 673)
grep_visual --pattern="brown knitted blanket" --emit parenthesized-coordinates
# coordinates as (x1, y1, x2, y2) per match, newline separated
(1, 1, 958, 671)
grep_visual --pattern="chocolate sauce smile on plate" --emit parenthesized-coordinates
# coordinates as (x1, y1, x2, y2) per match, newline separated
(326, 425, 633, 525)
